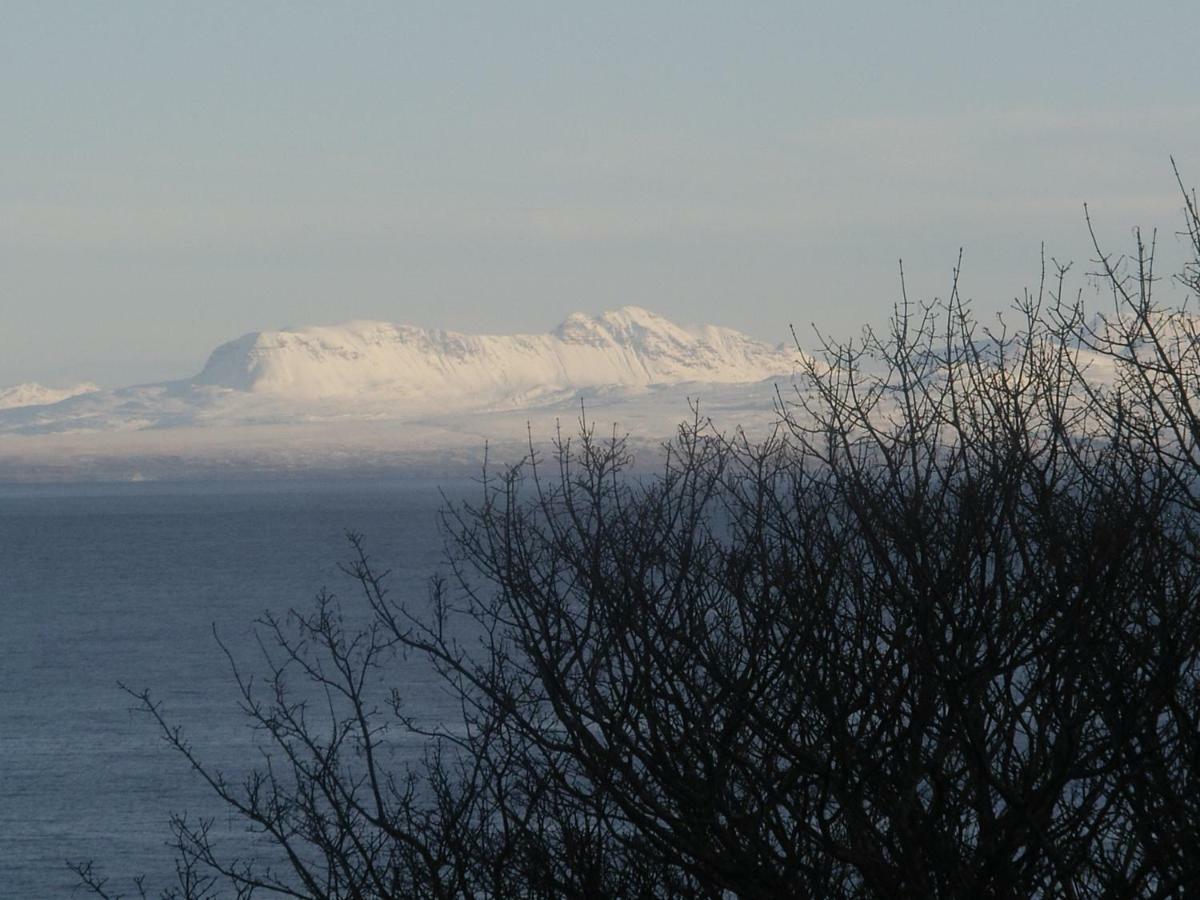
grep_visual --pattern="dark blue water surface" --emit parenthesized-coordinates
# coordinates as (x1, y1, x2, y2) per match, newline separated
(0, 478, 474, 897)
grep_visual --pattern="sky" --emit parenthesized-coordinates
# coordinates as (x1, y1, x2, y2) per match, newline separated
(3, 1, 1200, 386)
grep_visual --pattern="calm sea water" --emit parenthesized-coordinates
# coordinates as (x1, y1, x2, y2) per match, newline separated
(0, 478, 473, 898)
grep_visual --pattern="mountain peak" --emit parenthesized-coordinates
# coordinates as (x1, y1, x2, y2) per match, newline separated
(554, 306, 692, 346)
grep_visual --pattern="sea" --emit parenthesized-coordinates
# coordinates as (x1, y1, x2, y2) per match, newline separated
(0, 478, 475, 898)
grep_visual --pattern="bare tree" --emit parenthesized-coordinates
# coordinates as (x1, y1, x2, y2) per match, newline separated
(76, 169, 1200, 898)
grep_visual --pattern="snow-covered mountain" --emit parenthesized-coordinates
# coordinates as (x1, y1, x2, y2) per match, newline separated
(193, 306, 794, 406)
(0, 382, 99, 410)
(0, 309, 801, 458)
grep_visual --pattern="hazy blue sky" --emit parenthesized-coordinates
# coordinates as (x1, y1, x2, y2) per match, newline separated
(4, 2, 1199, 385)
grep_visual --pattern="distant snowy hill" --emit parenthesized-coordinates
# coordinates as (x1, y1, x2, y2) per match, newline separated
(0, 382, 99, 410)
(0, 307, 798, 434)
(193, 306, 794, 405)
(0, 308, 801, 480)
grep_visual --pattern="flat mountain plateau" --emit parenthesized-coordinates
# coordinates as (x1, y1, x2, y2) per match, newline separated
(0, 307, 800, 481)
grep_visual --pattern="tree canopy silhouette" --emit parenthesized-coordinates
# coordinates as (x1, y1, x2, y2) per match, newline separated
(77, 168, 1200, 898)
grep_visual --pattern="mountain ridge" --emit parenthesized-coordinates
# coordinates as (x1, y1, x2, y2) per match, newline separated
(0, 307, 798, 438)
(192, 306, 795, 402)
